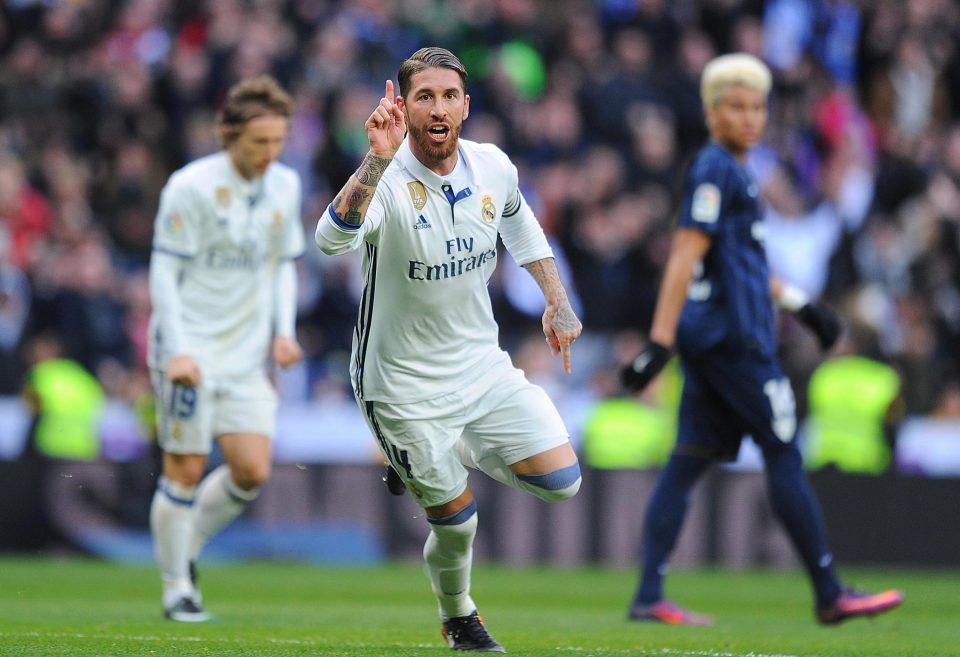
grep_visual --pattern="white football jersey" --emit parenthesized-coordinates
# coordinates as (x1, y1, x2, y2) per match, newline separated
(316, 139, 553, 403)
(148, 151, 304, 378)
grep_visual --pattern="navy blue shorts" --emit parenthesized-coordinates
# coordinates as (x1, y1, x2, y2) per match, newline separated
(675, 349, 798, 461)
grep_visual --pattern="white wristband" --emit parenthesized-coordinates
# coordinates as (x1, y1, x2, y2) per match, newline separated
(777, 283, 810, 312)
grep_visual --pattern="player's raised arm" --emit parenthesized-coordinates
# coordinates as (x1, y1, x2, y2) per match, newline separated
(522, 257, 582, 374)
(330, 80, 406, 226)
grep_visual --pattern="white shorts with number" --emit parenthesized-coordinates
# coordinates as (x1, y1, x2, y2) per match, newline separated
(151, 369, 278, 455)
(359, 353, 570, 508)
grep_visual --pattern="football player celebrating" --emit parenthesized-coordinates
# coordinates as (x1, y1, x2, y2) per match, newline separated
(316, 48, 582, 652)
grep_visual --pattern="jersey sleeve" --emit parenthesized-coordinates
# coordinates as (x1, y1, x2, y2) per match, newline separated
(282, 173, 306, 260)
(152, 175, 202, 257)
(677, 158, 728, 236)
(497, 159, 553, 265)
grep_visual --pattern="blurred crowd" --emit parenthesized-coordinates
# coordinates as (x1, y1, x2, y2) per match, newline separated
(2, 0, 960, 433)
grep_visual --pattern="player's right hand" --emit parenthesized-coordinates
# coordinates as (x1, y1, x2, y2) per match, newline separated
(796, 301, 842, 351)
(365, 79, 406, 158)
(272, 335, 304, 369)
(167, 354, 201, 386)
(620, 342, 671, 393)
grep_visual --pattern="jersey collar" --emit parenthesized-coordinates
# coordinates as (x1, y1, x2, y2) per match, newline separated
(394, 139, 477, 192)
(221, 151, 266, 199)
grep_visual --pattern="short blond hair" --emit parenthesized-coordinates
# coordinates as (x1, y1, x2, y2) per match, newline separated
(700, 53, 771, 110)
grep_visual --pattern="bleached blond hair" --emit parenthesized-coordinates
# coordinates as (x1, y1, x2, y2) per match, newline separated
(700, 53, 772, 110)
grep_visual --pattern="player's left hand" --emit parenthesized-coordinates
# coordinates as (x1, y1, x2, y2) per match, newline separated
(273, 336, 304, 368)
(620, 341, 671, 393)
(543, 301, 582, 374)
(796, 301, 842, 351)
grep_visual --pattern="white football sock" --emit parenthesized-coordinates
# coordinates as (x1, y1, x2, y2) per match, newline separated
(189, 465, 260, 562)
(424, 511, 478, 620)
(151, 477, 197, 607)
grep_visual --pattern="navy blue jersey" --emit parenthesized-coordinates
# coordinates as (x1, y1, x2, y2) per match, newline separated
(675, 142, 775, 359)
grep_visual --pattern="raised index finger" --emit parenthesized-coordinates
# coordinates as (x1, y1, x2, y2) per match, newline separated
(385, 79, 394, 102)
(561, 341, 572, 374)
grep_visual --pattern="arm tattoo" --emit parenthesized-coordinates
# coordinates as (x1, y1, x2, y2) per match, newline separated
(524, 258, 581, 334)
(523, 258, 562, 303)
(332, 153, 391, 226)
(356, 153, 391, 185)
(343, 188, 370, 225)
(551, 302, 581, 335)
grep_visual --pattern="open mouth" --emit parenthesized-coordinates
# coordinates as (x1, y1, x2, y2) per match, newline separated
(427, 124, 450, 142)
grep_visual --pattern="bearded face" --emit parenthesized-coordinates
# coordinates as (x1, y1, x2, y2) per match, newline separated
(401, 67, 469, 173)
(408, 118, 462, 164)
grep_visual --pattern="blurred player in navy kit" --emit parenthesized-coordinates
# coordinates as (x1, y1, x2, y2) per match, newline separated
(620, 53, 904, 626)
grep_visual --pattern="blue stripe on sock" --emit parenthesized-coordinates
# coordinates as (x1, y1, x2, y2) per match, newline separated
(517, 462, 581, 491)
(158, 478, 195, 507)
(226, 487, 251, 505)
(427, 498, 478, 526)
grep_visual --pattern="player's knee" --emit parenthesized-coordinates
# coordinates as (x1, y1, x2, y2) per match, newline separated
(231, 461, 271, 490)
(163, 454, 206, 487)
(518, 461, 582, 502)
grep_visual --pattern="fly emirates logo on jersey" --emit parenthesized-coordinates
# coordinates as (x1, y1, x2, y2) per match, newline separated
(407, 236, 496, 282)
(205, 240, 265, 271)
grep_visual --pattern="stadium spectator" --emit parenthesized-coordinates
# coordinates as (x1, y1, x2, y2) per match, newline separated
(22, 331, 104, 463)
(0, 224, 30, 394)
(805, 324, 904, 475)
(147, 76, 305, 623)
(0, 0, 953, 418)
(315, 48, 582, 652)
(619, 53, 904, 626)
(0, 154, 53, 271)
(18, 331, 104, 549)
(582, 355, 679, 471)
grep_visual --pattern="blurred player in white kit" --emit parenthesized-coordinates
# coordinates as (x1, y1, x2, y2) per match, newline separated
(147, 75, 304, 622)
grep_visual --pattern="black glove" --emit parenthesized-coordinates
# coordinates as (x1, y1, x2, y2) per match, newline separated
(620, 341, 672, 393)
(796, 301, 842, 351)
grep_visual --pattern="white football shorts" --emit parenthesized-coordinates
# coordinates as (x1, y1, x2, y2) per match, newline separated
(359, 353, 569, 508)
(151, 369, 278, 454)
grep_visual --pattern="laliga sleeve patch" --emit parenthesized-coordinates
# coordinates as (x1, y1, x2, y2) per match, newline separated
(691, 183, 721, 223)
(163, 212, 183, 235)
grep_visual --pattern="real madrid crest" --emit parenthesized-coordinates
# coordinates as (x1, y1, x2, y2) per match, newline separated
(407, 181, 427, 210)
(481, 195, 496, 224)
(215, 187, 232, 208)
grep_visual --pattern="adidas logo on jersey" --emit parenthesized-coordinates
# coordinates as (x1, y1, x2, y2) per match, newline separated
(414, 214, 432, 230)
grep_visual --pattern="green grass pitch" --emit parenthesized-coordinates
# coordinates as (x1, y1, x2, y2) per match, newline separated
(0, 558, 956, 656)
